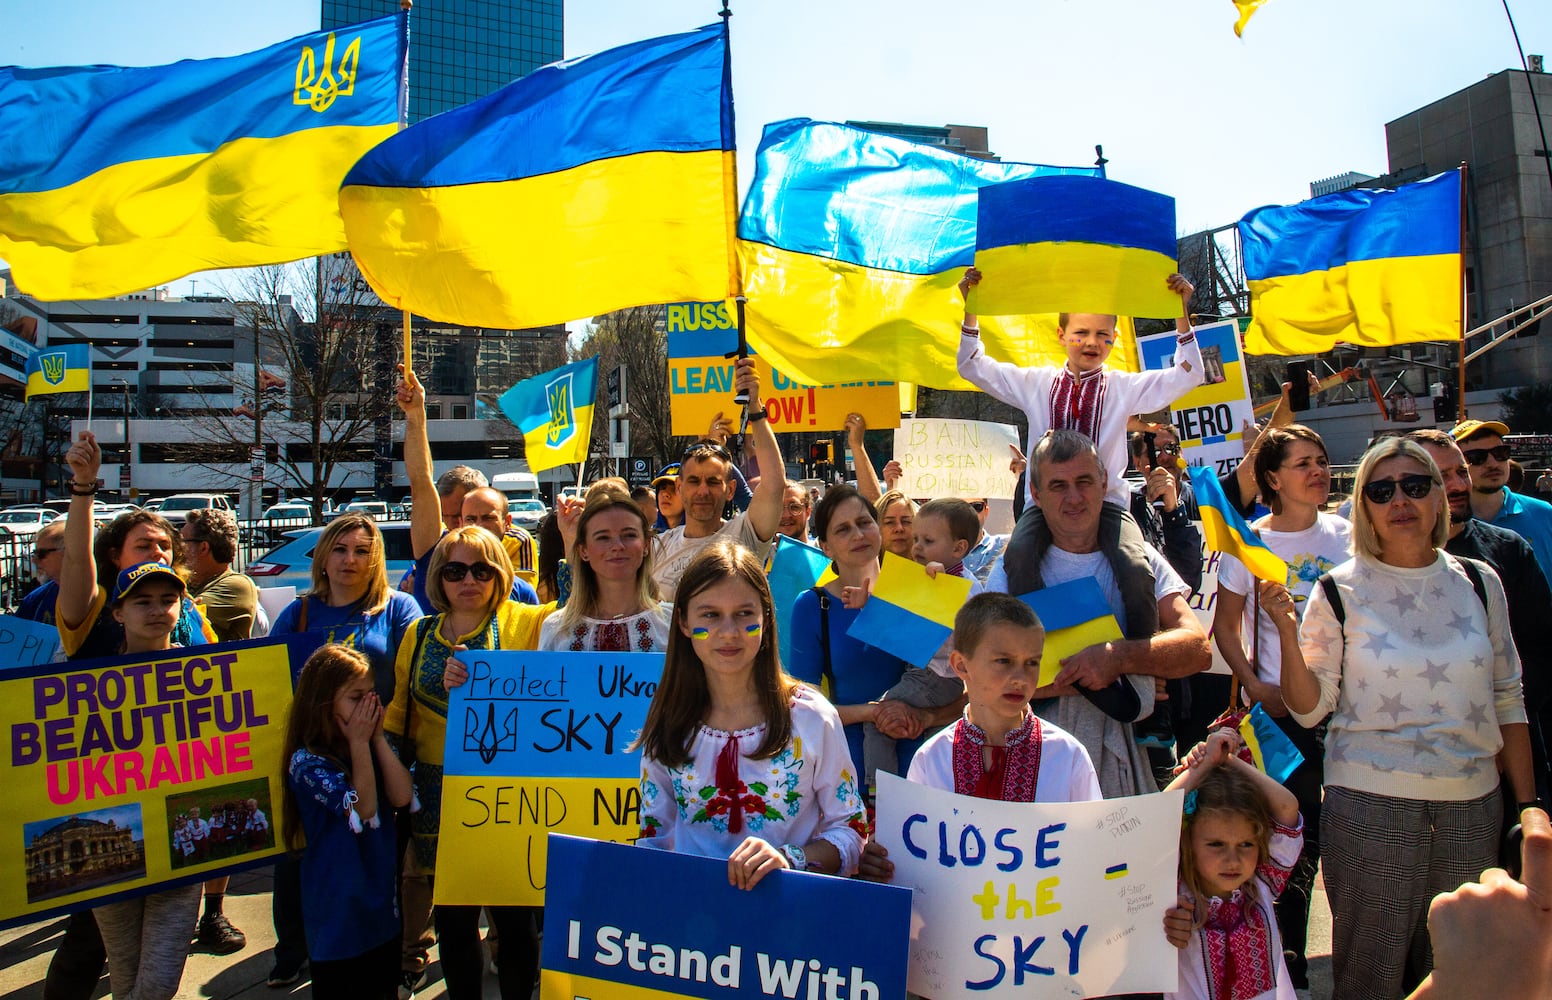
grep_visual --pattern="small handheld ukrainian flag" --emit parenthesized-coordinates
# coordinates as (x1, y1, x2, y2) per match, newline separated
(1188, 465, 1289, 584)
(1239, 703, 1304, 784)
(497, 358, 598, 474)
(25, 345, 90, 399)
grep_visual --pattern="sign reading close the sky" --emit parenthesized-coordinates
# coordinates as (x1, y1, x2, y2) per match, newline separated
(874, 773, 1181, 998)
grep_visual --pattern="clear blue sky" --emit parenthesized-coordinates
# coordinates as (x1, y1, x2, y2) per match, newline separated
(4, 0, 1549, 295)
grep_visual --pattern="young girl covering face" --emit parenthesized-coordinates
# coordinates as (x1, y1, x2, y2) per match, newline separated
(635, 540, 867, 888)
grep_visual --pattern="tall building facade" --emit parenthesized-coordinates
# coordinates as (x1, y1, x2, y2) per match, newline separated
(321, 0, 563, 123)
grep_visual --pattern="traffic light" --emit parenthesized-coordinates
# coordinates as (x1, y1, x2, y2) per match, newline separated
(808, 440, 834, 465)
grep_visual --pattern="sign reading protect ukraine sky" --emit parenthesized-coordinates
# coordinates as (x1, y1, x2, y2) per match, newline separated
(1137, 319, 1253, 478)
(542, 834, 912, 1000)
(435, 651, 662, 907)
(666, 301, 900, 435)
(875, 773, 1181, 998)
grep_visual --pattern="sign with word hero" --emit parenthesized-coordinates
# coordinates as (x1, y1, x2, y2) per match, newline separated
(893, 418, 1022, 499)
(1137, 320, 1253, 478)
(875, 773, 1181, 998)
(666, 301, 900, 435)
(0, 639, 294, 929)
(542, 834, 912, 1000)
(435, 650, 663, 907)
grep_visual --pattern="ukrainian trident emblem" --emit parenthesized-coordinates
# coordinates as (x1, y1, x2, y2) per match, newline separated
(294, 31, 361, 113)
(545, 374, 576, 449)
(38, 351, 68, 387)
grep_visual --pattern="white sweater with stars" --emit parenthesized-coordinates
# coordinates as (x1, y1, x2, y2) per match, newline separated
(1291, 551, 1527, 801)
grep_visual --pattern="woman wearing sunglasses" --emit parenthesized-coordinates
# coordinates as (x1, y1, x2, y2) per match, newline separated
(385, 525, 555, 999)
(1272, 437, 1535, 999)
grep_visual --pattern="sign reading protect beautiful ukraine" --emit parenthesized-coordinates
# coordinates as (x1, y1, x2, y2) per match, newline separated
(0, 638, 295, 929)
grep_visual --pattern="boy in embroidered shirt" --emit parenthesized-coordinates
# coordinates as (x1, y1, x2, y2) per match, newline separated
(862, 499, 980, 784)
(958, 269, 1203, 597)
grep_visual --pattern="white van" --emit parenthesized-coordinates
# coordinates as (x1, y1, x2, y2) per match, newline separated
(490, 471, 541, 505)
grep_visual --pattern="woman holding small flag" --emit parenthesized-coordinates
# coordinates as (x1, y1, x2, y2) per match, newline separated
(1211, 424, 1350, 992)
(1275, 437, 1536, 999)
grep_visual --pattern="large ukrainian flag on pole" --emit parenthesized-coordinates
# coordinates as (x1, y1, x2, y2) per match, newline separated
(0, 13, 407, 300)
(737, 119, 1122, 391)
(339, 23, 738, 328)
(497, 357, 598, 474)
(1239, 171, 1462, 355)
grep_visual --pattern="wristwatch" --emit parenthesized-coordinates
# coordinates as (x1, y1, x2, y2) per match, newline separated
(778, 843, 809, 871)
(746, 406, 768, 422)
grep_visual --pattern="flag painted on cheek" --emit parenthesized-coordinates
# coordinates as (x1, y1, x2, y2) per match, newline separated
(496, 357, 597, 474)
(1017, 577, 1124, 688)
(846, 553, 972, 669)
(970, 175, 1180, 320)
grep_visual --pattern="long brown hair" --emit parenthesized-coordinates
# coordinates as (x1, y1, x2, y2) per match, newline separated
(1179, 765, 1274, 926)
(634, 541, 798, 768)
(95, 510, 186, 589)
(280, 644, 373, 853)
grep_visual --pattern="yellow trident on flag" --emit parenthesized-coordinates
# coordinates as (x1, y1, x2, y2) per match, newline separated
(545, 373, 575, 448)
(39, 352, 67, 386)
(294, 31, 362, 112)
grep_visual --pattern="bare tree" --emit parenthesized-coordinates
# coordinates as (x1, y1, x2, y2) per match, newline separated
(573, 306, 685, 468)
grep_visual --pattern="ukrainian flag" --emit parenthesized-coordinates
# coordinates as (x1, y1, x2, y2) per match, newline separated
(340, 24, 737, 329)
(1239, 171, 1462, 355)
(970, 175, 1180, 319)
(1187, 465, 1289, 584)
(24, 344, 90, 398)
(846, 552, 972, 668)
(1018, 577, 1124, 687)
(767, 534, 836, 667)
(497, 357, 597, 474)
(0, 13, 406, 300)
(737, 119, 1128, 392)
(1239, 703, 1304, 783)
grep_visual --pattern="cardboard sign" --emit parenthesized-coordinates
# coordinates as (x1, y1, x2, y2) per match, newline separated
(1137, 320, 1254, 478)
(875, 773, 1181, 998)
(434, 650, 663, 907)
(893, 419, 1021, 499)
(0, 614, 64, 668)
(666, 301, 900, 434)
(542, 834, 913, 1000)
(0, 638, 295, 929)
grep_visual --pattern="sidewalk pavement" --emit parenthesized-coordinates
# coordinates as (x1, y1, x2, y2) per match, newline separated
(0, 865, 1334, 999)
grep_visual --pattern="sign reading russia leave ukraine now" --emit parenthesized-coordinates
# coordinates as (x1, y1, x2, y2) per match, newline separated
(0, 639, 296, 929)
(666, 302, 900, 435)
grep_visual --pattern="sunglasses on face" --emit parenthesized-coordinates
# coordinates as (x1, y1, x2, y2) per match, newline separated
(969, 501, 986, 512)
(31, 547, 58, 561)
(439, 561, 497, 583)
(1362, 474, 1435, 505)
(1463, 444, 1511, 465)
(682, 441, 733, 465)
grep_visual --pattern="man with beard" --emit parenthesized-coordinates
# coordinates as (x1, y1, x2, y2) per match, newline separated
(1454, 418, 1552, 576)
(777, 481, 813, 543)
(1411, 428, 1552, 804)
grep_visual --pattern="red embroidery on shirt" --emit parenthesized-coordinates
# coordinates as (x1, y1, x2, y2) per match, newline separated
(950, 714, 1043, 801)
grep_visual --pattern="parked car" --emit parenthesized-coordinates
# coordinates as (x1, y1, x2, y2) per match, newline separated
(156, 493, 235, 526)
(342, 500, 390, 521)
(258, 502, 315, 542)
(246, 521, 416, 594)
(0, 508, 58, 539)
(140, 497, 165, 512)
(510, 498, 547, 533)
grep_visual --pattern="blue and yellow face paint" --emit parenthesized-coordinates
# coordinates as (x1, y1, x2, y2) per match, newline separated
(689, 627, 711, 641)
(744, 622, 763, 640)
(688, 622, 763, 641)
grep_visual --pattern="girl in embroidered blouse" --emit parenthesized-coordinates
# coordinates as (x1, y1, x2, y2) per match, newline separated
(283, 644, 412, 999)
(1165, 729, 1303, 1000)
(539, 482, 670, 652)
(634, 540, 867, 887)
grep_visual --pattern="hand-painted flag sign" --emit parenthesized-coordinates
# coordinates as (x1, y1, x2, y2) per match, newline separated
(846, 552, 973, 668)
(970, 175, 1180, 320)
(1017, 577, 1125, 687)
(542, 834, 912, 1000)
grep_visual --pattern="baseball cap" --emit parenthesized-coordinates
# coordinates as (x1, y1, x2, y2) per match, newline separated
(1450, 418, 1510, 442)
(111, 562, 187, 604)
(651, 463, 680, 488)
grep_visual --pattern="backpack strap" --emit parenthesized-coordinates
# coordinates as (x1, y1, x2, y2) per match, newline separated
(1455, 556, 1489, 611)
(298, 595, 309, 632)
(813, 586, 836, 695)
(1317, 572, 1345, 626)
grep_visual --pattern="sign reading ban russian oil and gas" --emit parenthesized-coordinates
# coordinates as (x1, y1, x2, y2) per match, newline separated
(542, 834, 912, 1000)
(0, 639, 295, 929)
(666, 301, 900, 434)
(434, 651, 662, 907)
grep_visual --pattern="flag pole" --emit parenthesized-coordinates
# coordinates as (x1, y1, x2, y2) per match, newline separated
(398, 1, 414, 371)
(718, 1, 750, 414)
(1457, 161, 1468, 421)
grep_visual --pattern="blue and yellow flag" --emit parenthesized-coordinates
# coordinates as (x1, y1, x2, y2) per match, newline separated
(1018, 577, 1124, 687)
(737, 119, 1126, 391)
(341, 23, 737, 329)
(24, 345, 90, 398)
(497, 358, 598, 474)
(766, 534, 836, 668)
(970, 176, 1180, 319)
(1233, 0, 1271, 36)
(0, 14, 406, 300)
(846, 552, 972, 668)
(1187, 465, 1289, 584)
(1239, 171, 1462, 355)
(1239, 703, 1304, 784)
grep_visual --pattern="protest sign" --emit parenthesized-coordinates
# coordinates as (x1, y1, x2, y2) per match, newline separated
(0, 614, 64, 669)
(666, 301, 900, 435)
(1137, 320, 1254, 478)
(1186, 541, 1235, 676)
(875, 772, 1181, 998)
(542, 834, 912, 1000)
(0, 638, 294, 929)
(256, 586, 296, 628)
(434, 650, 663, 907)
(893, 418, 1021, 499)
